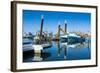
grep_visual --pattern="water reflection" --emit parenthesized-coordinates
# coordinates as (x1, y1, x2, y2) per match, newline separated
(56, 41, 67, 60)
(23, 50, 51, 62)
(23, 38, 91, 62)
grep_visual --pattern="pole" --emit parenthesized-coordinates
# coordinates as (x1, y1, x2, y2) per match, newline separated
(64, 20, 67, 34)
(39, 15, 44, 44)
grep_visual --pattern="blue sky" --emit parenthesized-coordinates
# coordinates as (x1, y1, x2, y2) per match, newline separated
(23, 10, 91, 34)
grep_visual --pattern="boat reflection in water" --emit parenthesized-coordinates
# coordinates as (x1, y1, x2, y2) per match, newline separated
(23, 37, 91, 62)
(23, 50, 51, 62)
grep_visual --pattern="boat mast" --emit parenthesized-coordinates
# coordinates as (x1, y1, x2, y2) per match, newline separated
(39, 15, 44, 44)
(64, 20, 67, 34)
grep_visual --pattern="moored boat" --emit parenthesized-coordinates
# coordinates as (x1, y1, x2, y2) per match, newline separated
(60, 33, 85, 44)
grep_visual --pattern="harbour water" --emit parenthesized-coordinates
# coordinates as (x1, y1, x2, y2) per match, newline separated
(23, 38, 91, 62)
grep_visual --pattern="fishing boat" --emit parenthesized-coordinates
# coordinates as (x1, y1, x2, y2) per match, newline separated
(60, 33, 85, 44)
